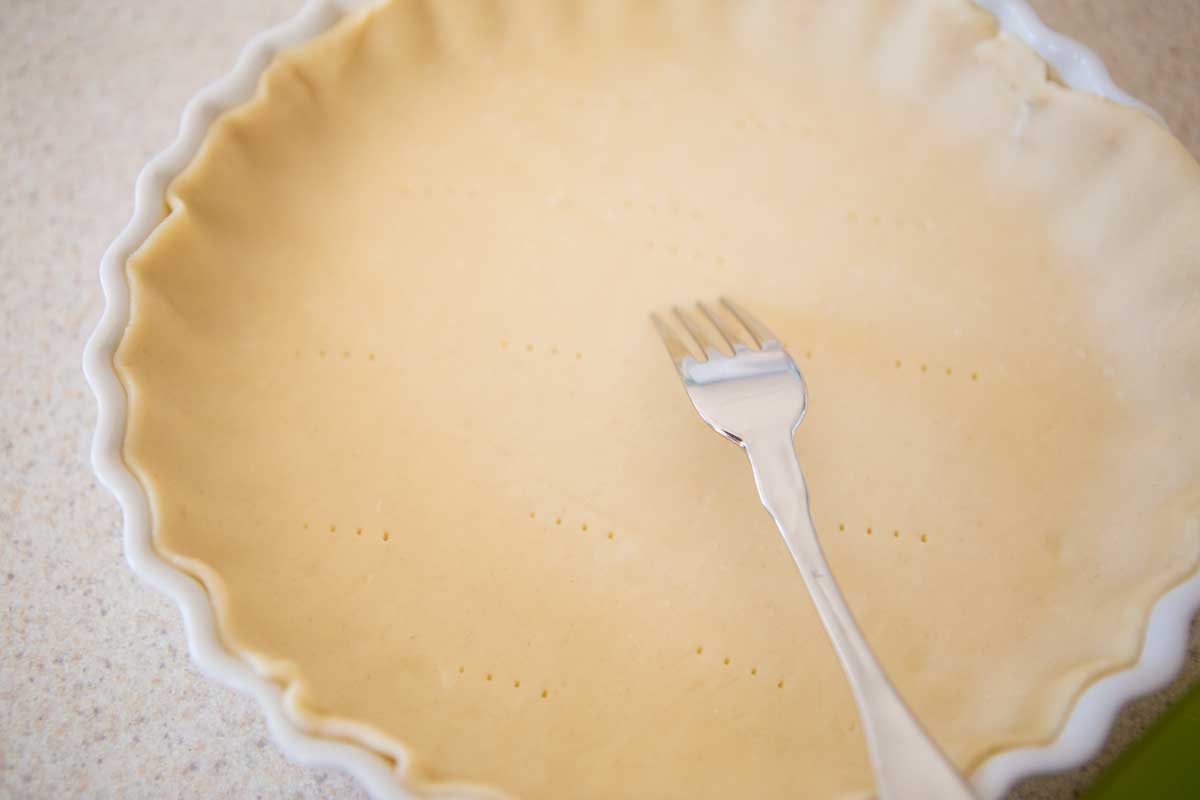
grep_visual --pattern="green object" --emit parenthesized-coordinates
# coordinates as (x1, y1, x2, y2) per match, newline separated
(1085, 680, 1200, 799)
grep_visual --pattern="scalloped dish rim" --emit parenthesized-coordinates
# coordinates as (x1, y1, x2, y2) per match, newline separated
(82, 1, 1200, 797)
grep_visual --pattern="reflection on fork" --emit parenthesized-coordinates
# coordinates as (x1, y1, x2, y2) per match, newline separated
(652, 299, 975, 800)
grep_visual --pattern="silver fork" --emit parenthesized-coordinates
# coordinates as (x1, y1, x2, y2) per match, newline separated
(653, 299, 975, 800)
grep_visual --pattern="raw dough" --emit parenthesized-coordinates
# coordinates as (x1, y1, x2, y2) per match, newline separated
(116, 0, 1200, 797)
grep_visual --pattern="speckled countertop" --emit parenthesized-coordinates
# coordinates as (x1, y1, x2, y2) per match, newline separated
(1, 1, 1197, 798)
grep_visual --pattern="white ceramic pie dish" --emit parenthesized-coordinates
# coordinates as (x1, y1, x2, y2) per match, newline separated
(82, 1, 1200, 797)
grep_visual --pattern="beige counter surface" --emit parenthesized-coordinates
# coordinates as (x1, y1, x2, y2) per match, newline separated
(1, 1, 1196, 798)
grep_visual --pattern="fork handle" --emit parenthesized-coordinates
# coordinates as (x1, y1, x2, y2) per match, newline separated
(744, 430, 976, 800)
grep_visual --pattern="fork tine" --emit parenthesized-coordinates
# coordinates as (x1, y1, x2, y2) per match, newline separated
(720, 297, 780, 348)
(699, 301, 754, 352)
(651, 312, 696, 368)
(673, 306, 724, 359)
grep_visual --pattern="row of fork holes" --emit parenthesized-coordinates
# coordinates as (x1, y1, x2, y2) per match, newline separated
(840, 522, 928, 543)
(895, 359, 979, 381)
(530, 511, 615, 540)
(459, 654, 789, 699)
(305, 522, 390, 543)
(458, 666, 549, 699)
(500, 340, 582, 359)
(308, 516, 618, 543)
(295, 349, 376, 360)
(693, 647, 786, 689)
(459, 654, 798, 698)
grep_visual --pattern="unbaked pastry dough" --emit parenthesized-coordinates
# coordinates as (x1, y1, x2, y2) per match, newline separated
(116, 0, 1200, 797)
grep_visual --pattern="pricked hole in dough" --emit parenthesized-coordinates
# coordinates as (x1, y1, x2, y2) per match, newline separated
(696, 646, 703, 655)
(723, 657, 731, 666)
(893, 530, 900, 539)
(555, 517, 563, 526)
(867, 527, 873, 536)
(581, 523, 588, 532)
(514, 680, 521, 688)
(750, 667, 758, 676)
(382, 531, 390, 542)
(329, 525, 336, 533)
(486, 674, 493, 682)
(838, 523, 845, 532)
(921, 534, 929, 543)
(777, 680, 785, 689)
(607, 531, 614, 540)
(541, 690, 549, 699)
(356, 527, 363, 536)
